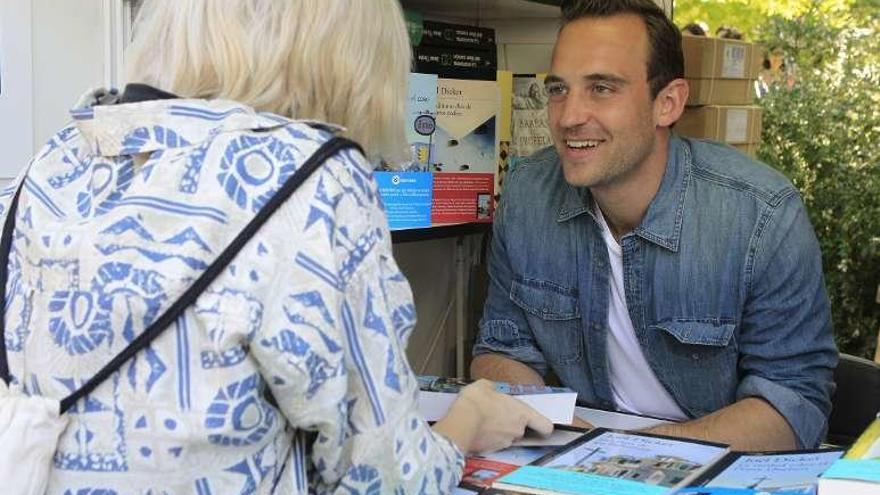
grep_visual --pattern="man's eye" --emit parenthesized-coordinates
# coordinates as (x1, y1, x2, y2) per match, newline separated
(545, 84, 567, 97)
(593, 84, 614, 94)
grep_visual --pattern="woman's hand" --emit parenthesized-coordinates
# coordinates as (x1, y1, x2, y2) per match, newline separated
(432, 379, 554, 454)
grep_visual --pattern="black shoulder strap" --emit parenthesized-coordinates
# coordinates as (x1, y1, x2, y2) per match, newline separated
(0, 136, 362, 413)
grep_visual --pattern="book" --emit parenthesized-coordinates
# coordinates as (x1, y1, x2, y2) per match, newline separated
(493, 428, 731, 495)
(420, 20, 496, 49)
(403, 9, 424, 47)
(460, 427, 588, 491)
(431, 78, 499, 224)
(677, 448, 844, 495)
(818, 414, 880, 495)
(404, 72, 439, 172)
(414, 45, 497, 81)
(416, 375, 577, 425)
(495, 70, 513, 201)
(493, 427, 846, 495)
(510, 74, 552, 163)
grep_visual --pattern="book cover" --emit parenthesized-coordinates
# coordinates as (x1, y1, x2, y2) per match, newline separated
(416, 375, 577, 424)
(493, 428, 730, 495)
(818, 415, 880, 494)
(677, 449, 845, 495)
(510, 74, 552, 163)
(496, 70, 513, 201)
(404, 72, 439, 172)
(431, 78, 499, 223)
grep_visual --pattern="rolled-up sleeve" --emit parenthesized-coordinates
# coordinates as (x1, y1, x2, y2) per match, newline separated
(737, 191, 837, 448)
(472, 172, 549, 376)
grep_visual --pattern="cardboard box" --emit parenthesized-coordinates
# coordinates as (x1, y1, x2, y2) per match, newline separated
(677, 105, 762, 144)
(682, 36, 763, 79)
(686, 78, 756, 106)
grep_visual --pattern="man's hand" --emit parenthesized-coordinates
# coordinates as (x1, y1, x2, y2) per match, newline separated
(644, 397, 798, 451)
(470, 354, 545, 385)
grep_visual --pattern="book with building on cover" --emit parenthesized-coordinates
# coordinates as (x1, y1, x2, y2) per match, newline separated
(818, 414, 880, 495)
(677, 448, 844, 495)
(416, 376, 577, 425)
(492, 427, 847, 495)
(492, 428, 730, 495)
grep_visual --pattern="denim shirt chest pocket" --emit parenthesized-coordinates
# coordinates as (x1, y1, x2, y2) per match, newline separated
(649, 319, 739, 415)
(510, 277, 583, 364)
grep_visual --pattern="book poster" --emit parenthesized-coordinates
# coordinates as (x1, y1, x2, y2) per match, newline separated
(403, 72, 438, 172)
(431, 172, 494, 224)
(433, 78, 498, 174)
(510, 74, 552, 162)
(374, 171, 433, 230)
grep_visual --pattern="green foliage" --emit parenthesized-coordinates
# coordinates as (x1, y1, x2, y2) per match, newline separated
(756, 1, 880, 357)
(674, 0, 852, 40)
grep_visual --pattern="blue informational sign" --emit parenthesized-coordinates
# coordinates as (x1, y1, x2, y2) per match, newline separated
(374, 171, 433, 230)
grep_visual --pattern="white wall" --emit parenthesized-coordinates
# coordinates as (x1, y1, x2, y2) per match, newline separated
(0, 0, 34, 180)
(31, 0, 106, 148)
(0, 0, 107, 186)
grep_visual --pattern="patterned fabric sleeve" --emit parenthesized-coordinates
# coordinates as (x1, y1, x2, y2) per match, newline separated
(249, 147, 464, 494)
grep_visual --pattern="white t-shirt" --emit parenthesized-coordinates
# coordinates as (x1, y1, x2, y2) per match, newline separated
(594, 205, 688, 421)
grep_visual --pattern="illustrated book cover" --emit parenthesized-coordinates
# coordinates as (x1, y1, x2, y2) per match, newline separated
(492, 428, 730, 495)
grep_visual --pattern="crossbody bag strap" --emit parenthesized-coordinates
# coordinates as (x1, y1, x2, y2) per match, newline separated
(0, 136, 362, 414)
(0, 176, 29, 385)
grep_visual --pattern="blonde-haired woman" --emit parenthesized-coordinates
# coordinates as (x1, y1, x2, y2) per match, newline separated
(0, 0, 551, 493)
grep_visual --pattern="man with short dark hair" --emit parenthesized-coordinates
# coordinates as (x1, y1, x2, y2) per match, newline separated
(471, 0, 837, 451)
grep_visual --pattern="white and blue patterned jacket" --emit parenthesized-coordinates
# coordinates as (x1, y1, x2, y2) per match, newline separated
(0, 91, 464, 494)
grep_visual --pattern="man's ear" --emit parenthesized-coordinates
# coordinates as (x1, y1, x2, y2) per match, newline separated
(655, 78, 689, 127)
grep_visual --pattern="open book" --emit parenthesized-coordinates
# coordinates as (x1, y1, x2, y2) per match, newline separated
(490, 428, 845, 495)
(416, 376, 577, 424)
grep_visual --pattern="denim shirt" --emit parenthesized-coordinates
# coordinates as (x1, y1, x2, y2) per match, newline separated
(474, 135, 837, 449)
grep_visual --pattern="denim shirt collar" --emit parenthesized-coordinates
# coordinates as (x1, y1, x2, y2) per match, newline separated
(555, 134, 690, 252)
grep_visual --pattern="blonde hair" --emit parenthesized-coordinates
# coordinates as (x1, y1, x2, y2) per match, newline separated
(125, 0, 411, 163)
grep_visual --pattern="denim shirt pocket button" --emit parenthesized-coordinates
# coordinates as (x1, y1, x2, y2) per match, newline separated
(510, 278, 582, 364)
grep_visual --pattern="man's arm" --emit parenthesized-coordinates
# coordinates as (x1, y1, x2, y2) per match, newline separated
(470, 353, 545, 386)
(692, 191, 836, 449)
(645, 397, 796, 451)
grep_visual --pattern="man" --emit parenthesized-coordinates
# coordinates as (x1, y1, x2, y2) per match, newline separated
(471, 0, 837, 451)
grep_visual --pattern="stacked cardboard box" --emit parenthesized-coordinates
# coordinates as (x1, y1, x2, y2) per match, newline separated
(678, 36, 763, 157)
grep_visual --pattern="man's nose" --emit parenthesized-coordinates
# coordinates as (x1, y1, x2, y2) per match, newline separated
(557, 90, 593, 130)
